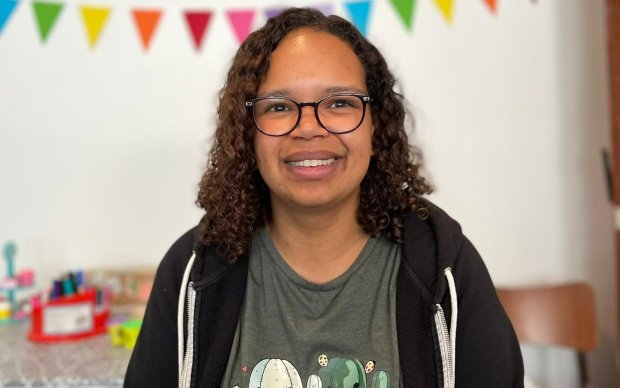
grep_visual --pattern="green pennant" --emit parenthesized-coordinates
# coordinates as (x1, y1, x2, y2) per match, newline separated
(388, 0, 417, 30)
(33, 1, 63, 43)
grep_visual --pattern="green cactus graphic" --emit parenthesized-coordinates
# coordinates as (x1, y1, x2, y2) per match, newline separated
(371, 370, 390, 388)
(318, 358, 366, 388)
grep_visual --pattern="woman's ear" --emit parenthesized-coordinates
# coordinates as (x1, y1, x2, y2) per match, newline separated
(371, 126, 376, 156)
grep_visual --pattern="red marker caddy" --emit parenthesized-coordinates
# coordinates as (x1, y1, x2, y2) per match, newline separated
(29, 288, 109, 343)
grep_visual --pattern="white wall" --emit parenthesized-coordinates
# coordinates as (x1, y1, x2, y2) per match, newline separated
(0, 0, 615, 386)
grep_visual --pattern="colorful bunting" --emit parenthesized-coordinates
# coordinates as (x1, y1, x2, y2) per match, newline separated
(388, 0, 417, 30)
(226, 10, 255, 45)
(433, 0, 454, 23)
(33, 1, 63, 43)
(344, 1, 372, 36)
(184, 11, 212, 51)
(0, 1, 540, 51)
(79, 5, 110, 48)
(132, 9, 162, 51)
(0, 0, 19, 37)
(482, 0, 497, 14)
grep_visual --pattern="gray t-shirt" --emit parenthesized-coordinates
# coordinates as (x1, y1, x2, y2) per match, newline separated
(221, 227, 401, 388)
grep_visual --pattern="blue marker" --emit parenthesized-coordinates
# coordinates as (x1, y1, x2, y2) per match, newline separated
(75, 270, 84, 292)
(3, 241, 16, 278)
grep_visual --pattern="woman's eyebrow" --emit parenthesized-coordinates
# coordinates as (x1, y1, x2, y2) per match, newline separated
(256, 89, 290, 98)
(324, 86, 368, 94)
(256, 86, 368, 99)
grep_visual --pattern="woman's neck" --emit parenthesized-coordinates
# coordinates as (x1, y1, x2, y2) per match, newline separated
(268, 201, 370, 284)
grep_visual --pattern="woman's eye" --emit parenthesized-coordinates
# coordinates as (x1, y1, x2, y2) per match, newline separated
(265, 103, 292, 113)
(267, 104, 289, 112)
(329, 100, 352, 108)
(324, 97, 359, 109)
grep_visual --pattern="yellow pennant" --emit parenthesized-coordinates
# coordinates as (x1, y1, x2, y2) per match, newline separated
(80, 5, 111, 48)
(433, 0, 454, 23)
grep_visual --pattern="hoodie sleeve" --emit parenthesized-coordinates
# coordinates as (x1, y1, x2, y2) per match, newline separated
(124, 228, 196, 388)
(453, 236, 525, 388)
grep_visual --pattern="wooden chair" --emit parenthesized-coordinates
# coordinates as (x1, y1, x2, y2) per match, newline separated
(496, 283, 598, 386)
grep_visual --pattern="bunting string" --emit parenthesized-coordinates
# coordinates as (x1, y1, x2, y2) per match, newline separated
(0, 0, 535, 52)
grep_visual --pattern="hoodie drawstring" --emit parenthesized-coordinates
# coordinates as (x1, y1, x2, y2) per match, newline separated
(445, 267, 458, 382)
(177, 252, 196, 382)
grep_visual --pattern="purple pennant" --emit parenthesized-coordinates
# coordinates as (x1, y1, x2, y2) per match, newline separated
(265, 7, 286, 20)
(312, 3, 333, 16)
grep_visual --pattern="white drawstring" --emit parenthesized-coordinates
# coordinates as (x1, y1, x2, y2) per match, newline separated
(177, 252, 196, 379)
(445, 267, 458, 383)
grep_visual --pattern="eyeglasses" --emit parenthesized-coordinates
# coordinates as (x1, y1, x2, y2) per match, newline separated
(245, 94, 373, 137)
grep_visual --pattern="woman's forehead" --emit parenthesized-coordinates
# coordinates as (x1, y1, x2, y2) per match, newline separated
(257, 29, 367, 98)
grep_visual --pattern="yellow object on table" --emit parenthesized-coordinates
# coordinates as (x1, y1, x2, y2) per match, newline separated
(108, 319, 142, 349)
(0, 299, 11, 320)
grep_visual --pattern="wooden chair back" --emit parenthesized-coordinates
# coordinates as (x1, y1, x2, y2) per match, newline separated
(497, 283, 598, 386)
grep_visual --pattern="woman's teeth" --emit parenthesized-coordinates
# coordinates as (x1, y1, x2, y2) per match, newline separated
(288, 158, 336, 167)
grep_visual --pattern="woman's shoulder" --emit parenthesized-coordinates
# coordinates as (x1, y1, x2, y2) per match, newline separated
(155, 226, 200, 282)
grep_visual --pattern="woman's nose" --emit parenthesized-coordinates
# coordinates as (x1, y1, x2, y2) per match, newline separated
(291, 105, 328, 139)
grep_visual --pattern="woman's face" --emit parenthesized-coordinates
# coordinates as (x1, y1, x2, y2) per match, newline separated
(254, 28, 374, 214)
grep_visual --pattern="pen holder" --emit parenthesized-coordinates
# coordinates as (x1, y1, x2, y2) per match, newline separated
(28, 288, 109, 342)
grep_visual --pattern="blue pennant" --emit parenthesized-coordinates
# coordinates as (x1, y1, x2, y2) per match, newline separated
(0, 0, 18, 37)
(345, 0, 372, 36)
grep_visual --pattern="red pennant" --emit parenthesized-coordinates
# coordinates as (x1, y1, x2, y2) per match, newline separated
(482, 0, 497, 13)
(184, 11, 213, 51)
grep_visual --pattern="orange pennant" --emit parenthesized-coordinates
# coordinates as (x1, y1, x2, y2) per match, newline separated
(132, 9, 162, 51)
(482, 0, 497, 14)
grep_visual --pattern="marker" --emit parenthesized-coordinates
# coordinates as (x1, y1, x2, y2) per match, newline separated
(75, 271, 84, 292)
(62, 277, 75, 297)
(50, 280, 63, 300)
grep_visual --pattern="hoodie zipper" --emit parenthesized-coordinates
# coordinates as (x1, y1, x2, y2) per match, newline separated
(179, 281, 196, 388)
(433, 304, 454, 388)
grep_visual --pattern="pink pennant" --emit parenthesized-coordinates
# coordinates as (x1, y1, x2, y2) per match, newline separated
(226, 10, 255, 45)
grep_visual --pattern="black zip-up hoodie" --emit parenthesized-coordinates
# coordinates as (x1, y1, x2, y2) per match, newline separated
(125, 202, 524, 387)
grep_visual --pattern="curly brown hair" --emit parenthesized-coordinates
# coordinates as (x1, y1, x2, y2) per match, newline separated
(197, 7, 432, 261)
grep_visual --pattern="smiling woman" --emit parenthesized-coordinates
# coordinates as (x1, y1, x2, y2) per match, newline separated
(124, 8, 524, 388)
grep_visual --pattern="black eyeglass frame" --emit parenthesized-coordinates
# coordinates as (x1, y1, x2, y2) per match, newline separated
(245, 94, 373, 137)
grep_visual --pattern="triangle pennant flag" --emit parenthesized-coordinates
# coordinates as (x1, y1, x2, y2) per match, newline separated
(312, 3, 333, 16)
(265, 7, 287, 20)
(482, 0, 497, 14)
(132, 9, 162, 51)
(388, 0, 417, 30)
(79, 5, 111, 48)
(0, 0, 19, 37)
(226, 10, 255, 45)
(433, 0, 454, 23)
(344, 1, 372, 36)
(33, 1, 63, 43)
(184, 11, 212, 51)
